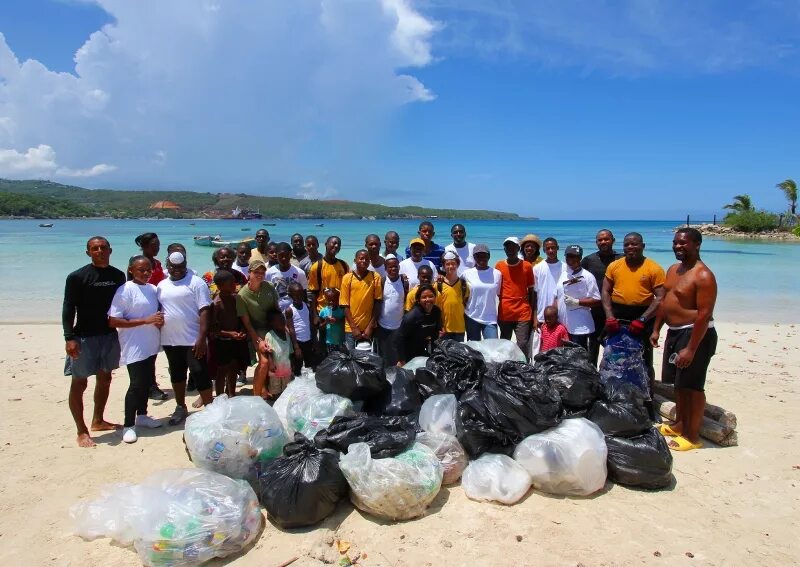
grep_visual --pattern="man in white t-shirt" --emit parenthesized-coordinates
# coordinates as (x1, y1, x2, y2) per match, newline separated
(266, 242, 309, 311)
(555, 245, 601, 350)
(533, 237, 565, 328)
(376, 254, 408, 366)
(399, 238, 435, 287)
(444, 223, 476, 276)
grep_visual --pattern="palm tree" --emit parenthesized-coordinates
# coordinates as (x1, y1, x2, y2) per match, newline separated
(723, 194, 753, 212)
(776, 179, 797, 215)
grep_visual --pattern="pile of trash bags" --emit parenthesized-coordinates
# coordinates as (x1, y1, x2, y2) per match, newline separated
(254, 434, 349, 528)
(533, 345, 603, 415)
(71, 469, 261, 566)
(183, 395, 287, 480)
(339, 442, 444, 521)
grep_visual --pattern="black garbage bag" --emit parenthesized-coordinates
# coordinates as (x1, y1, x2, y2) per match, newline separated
(426, 340, 486, 396)
(316, 349, 388, 401)
(455, 390, 516, 458)
(588, 382, 651, 437)
(415, 367, 447, 400)
(365, 367, 422, 416)
(606, 428, 674, 490)
(255, 434, 349, 528)
(481, 361, 562, 438)
(313, 415, 416, 458)
(533, 344, 603, 410)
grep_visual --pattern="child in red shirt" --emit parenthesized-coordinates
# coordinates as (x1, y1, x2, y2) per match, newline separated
(540, 305, 569, 352)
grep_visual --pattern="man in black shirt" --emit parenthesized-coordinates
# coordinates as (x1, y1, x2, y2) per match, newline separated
(581, 229, 623, 365)
(62, 236, 126, 447)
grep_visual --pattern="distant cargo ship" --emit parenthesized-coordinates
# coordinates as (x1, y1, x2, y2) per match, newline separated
(226, 206, 263, 220)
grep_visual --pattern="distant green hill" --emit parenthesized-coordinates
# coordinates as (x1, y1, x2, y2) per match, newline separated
(0, 178, 522, 220)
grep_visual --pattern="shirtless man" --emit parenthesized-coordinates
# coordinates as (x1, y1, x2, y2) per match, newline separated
(650, 228, 717, 451)
(63, 236, 126, 447)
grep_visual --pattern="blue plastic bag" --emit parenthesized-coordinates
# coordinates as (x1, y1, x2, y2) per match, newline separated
(600, 330, 650, 396)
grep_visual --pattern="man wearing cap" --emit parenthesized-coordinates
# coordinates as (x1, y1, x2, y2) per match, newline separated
(399, 238, 436, 287)
(250, 228, 271, 264)
(602, 232, 666, 383)
(581, 229, 623, 364)
(520, 234, 543, 265)
(63, 236, 126, 447)
(444, 224, 475, 276)
(157, 251, 214, 425)
(495, 237, 535, 354)
(555, 245, 601, 350)
(404, 221, 446, 271)
(532, 237, 565, 329)
(376, 254, 408, 366)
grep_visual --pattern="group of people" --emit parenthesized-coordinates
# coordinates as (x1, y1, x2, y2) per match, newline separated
(63, 221, 717, 452)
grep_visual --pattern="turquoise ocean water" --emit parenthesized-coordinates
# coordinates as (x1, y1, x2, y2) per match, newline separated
(1, 218, 797, 323)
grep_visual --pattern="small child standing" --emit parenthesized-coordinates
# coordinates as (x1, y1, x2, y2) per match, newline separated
(264, 309, 298, 400)
(209, 270, 249, 399)
(285, 281, 318, 375)
(318, 287, 345, 354)
(539, 305, 570, 352)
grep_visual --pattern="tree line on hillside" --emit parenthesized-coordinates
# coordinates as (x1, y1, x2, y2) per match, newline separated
(0, 179, 520, 220)
(721, 178, 798, 234)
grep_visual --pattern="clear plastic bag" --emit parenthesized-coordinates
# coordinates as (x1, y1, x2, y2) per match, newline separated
(287, 391, 354, 439)
(183, 395, 287, 480)
(465, 339, 527, 363)
(402, 356, 429, 372)
(339, 442, 443, 521)
(418, 394, 457, 437)
(513, 418, 608, 496)
(415, 431, 468, 485)
(273, 371, 319, 430)
(70, 469, 262, 567)
(461, 453, 532, 505)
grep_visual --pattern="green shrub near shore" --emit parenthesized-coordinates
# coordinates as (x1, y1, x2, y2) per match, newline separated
(723, 210, 780, 233)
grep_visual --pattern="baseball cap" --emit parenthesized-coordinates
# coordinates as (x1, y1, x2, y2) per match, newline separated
(503, 236, 520, 247)
(167, 251, 185, 265)
(565, 245, 583, 257)
(520, 234, 542, 248)
(409, 237, 425, 247)
(442, 250, 460, 262)
(384, 253, 398, 262)
(248, 259, 267, 271)
(473, 243, 490, 255)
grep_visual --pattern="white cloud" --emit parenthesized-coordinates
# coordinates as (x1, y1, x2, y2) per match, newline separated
(0, 1, 438, 190)
(0, 144, 115, 177)
(296, 181, 338, 200)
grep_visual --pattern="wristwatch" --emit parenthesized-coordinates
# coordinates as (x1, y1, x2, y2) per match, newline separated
(637, 317, 647, 323)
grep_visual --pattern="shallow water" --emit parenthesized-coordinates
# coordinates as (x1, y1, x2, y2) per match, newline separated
(1, 218, 797, 323)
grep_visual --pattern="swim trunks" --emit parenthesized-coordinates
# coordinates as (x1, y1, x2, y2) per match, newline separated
(662, 326, 717, 391)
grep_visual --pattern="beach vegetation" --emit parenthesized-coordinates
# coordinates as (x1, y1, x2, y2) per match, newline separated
(775, 179, 797, 215)
(723, 210, 779, 233)
(0, 191, 93, 218)
(722, 194, 754, 213)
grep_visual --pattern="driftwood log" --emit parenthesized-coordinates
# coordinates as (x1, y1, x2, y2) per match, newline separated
(653, 394, 738, 447)
(653, 382, 738, 430)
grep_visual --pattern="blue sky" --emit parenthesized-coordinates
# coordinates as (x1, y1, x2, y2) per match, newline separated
(0, 0, 798, 219)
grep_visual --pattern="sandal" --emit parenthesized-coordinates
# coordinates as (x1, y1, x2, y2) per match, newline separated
(657, 423, 680, 437)
(668, 435, 703, 451)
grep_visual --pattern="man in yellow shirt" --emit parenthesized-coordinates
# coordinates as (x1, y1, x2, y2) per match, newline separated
(249, 228, 271, 263)
(307, 236, 349, 312)
(602, 232, 666, 382)
(340, 249, 382, 351)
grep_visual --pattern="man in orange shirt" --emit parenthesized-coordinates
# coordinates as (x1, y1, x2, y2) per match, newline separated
(495, 237, 535, 356)
(602, 232, 666, 382)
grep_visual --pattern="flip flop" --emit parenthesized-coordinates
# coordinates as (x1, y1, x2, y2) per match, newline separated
(657, 423, 680, 437)
(668, 435, 703, 451)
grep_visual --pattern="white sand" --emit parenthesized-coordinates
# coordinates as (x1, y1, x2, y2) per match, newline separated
(0, 322, 798, 566)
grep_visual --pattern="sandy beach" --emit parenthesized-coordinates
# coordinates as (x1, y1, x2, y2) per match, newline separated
(0, 322, 797, 567)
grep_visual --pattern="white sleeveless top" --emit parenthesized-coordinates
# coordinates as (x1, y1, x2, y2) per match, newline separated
(289, 302, 311, 342)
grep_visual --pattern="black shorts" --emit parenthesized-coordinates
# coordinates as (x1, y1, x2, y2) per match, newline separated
(163, 345, 212, 391)
(662, 327, 717, 391)
(213, 338, 250, 369)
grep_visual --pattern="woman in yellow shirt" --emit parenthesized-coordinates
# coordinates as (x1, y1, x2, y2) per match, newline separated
(436, 251, 470, 342)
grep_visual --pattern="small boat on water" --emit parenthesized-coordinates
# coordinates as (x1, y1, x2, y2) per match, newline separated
(194, 235, 257, 249)
(263, 223, 276, 226)
(315, 223, 324, 227)
(241, 228, 250, 231)
(39, 223, 54, 228)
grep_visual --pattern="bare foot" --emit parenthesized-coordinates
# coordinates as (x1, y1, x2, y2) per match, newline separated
(90, 420, 122, 432)
(191, 397, 204, 409)
(77, 433, 96, 448)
